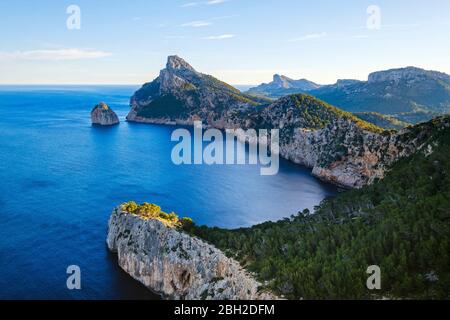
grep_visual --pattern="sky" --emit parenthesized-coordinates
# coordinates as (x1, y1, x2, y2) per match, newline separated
(0, 0, 449, 85)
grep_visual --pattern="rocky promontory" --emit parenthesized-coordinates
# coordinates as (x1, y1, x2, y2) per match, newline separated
(127, 56, 445, 188)
(106, 206, 276, 300)
(91, 102, 120, 126)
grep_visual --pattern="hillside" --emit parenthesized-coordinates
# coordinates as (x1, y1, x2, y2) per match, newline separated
(190, 116, 450, 299)
(254, 94, 384, 134)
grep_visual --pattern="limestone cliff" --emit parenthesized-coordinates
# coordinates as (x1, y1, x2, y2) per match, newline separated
(106, 207, 276, 300)
(91, 102, 120, 126)
(251, 95, 444, 188)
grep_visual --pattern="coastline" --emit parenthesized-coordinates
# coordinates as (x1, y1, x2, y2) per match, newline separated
(107, 207, 279, 300)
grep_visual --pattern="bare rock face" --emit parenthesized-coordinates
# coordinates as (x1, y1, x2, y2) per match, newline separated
(91, 102, 119, 126)
(106, 208, 277, 300)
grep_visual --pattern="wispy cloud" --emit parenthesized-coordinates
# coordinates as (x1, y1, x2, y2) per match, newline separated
(181, 2, 199, 7)
(202, 34, 235, 40)
(207, 0, 229, 5)
(132, 17, 141, 21)
(181, 0, 229, 7)
(0, 48, 112, 61)
(288, 32, 327, 42)
(181, 20, 212, 27)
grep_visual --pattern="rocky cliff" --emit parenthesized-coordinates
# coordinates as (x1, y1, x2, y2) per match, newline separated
(127, 56, 447, 188)
(106, 207, 276, 300)
(246, 94, 439, 188)
(91, 102, 120, 126)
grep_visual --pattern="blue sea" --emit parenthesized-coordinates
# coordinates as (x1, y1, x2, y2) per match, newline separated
(0, 86, 337, 299)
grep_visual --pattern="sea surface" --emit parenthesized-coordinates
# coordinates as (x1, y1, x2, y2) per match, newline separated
(0, 86, 337, 299)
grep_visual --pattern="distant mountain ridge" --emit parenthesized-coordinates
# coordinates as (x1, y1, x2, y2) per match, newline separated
(247, 66, 450, 123)
(247, 74, 321, 97)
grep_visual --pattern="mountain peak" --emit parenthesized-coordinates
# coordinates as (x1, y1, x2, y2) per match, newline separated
(273, 74, 291, 82)
(272, 74, 294, 88)
(367, 66, 450, 84)
(166, 55, 196, 72)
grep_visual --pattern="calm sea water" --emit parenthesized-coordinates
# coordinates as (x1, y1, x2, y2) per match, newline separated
(0, 86, 337, 299)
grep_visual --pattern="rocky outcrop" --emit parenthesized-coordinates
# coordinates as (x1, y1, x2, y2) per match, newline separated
(279, 119, 417, 188)
(106, 208, 277, 300)
(126, 55, 264, 128)
(91, 102, 119, 126)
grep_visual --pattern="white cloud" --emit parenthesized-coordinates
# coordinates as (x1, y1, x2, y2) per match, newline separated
(288, 32, 327, 42)
(181, 0, 229, 7)
(207, 0, 229, 5)
(0, 48, 112, 61)
(181, 2, 199, 7)
(202, 34, 235, 40)
(181, 20, 212, 27)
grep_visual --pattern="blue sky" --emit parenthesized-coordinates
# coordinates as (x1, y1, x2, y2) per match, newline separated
(0, 0, 449, 85)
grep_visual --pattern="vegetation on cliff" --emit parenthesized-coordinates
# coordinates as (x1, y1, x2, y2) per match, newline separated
(251, 93, 386, 150)
(265, 94, 385, 134)
(189, 116, 450, 299)
(121, 201, 193, 229)
(130, 56, 271, 121)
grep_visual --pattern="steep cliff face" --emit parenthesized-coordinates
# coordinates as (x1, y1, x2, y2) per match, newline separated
(249, 94, 437, 188)
(91, 102, 119, 126)
(106, 208, 276, 300)
(278, 117, 432, 188)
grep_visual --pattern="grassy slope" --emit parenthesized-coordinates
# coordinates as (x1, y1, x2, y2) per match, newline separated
(270, 94, 386, 134)
(189, 116, 450, 299)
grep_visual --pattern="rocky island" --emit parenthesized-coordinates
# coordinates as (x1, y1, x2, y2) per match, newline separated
(91, 102, 120, 126)
(107, 202, 276, 300)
